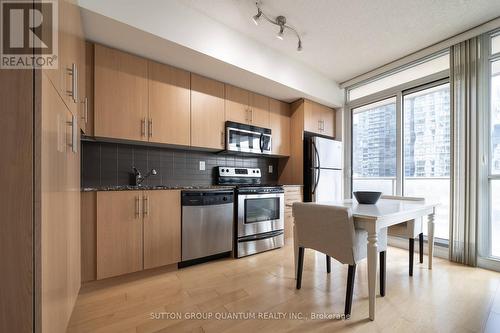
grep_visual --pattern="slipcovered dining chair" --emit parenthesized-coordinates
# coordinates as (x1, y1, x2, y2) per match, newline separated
(292, 202, 388, 318)
(382, 195, 425, 276)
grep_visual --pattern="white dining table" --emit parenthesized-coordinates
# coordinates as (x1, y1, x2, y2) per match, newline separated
(294, 198, 438, 321)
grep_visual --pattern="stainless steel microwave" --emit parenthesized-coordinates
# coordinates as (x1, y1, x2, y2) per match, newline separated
(225, 121, 272, 155)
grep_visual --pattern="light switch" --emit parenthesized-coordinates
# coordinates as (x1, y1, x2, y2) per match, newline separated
(268, 165, 273, 173)
(199, 161, 206, 171)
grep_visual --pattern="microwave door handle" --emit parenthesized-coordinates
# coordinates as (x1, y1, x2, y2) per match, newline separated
(259, 133, 264, 153)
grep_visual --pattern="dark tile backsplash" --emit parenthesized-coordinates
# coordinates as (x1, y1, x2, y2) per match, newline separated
(81, 141, 279, 188)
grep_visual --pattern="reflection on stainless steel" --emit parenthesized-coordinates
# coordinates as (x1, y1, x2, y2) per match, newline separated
(237, 192, 284, 238)
(181, 191, 234, 262)
(237, 231, 284, 257)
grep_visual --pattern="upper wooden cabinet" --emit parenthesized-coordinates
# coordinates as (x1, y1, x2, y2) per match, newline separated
(43, 0, 84, 118)
(148, 61, 191, 146)
(80, 42, 94, 135)
(269, 99, 291, 156)
(96, 190, 181, 279)
(94, 44, 148, 142)
(225, 85, 250, 124)
(225, 85, 270, 128)
(304, 99, 335, 137)
(191, 74, 225, 149)
(249, 92, 270, 128)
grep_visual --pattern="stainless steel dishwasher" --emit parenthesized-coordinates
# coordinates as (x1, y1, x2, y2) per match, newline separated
(181, 190, 234, 264)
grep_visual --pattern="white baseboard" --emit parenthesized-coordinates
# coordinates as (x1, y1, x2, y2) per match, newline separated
(388, 236, 449, 259)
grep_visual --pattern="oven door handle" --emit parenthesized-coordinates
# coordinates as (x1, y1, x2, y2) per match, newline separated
(238, 230, 284, 242)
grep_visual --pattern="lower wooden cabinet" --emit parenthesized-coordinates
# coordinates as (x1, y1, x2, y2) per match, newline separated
(284, 186, 303, 242)
(97, 191, 143, 279)
(96, 190, 181, 280)
(143, 191, 181, 269)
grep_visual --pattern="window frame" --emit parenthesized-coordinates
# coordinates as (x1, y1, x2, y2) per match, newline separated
(478, 29, 500, 264)
(344, 58, 450, 245)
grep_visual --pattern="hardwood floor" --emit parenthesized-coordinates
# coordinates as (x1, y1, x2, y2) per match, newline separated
(68, 243, 500, 333)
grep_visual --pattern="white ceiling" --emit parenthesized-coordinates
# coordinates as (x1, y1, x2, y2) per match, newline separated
(182, 0, 500, 83)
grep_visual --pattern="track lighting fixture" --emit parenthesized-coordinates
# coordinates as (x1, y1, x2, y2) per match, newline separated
(252, 7, 262, 25)
(251, 2, 303, 51)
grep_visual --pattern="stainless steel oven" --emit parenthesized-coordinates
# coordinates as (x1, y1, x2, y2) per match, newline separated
(217, 166, 284, 258)
(236, 186, 284, 257)
(225, 121, 272, 155)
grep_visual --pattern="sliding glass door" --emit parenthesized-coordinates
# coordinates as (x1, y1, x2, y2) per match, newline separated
(352, 98, 397, 195)
(350, 82, 451, 241)
(403, 83, 451, 238)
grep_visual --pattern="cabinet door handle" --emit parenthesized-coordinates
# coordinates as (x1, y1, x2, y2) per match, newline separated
(245, 109, 249, 122)
(250, 109, 253, 123)
(141, 118, 146, 137)
(143, 195, 149, 217)
(66, 114, 77, 153)
(81, 97, 88, 124)
(66, 63, 78, 103)
(220, 130, 225, 147)
(135, 196, 140, 218)
(148, 119, 153, 138)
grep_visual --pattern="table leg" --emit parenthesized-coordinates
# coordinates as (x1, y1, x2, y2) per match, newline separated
(294, 224, 298, 279)
(428, 212, 435, 269)
(367, 228, 378, 321)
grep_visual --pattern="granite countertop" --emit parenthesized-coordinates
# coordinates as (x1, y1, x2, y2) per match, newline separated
(82, 185, 236, 192)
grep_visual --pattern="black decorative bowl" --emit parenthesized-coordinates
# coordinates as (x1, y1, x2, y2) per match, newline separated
(353, 191, 382, 204)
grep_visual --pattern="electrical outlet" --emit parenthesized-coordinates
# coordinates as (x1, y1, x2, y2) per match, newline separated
(199, 161, 206, 171)
(268, 165, 273, 173)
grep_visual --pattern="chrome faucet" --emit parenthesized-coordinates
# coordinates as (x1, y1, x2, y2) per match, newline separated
(132, 166, 158, 186)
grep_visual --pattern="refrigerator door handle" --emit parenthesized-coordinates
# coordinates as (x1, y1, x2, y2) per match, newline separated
(312, 142, 321, 195)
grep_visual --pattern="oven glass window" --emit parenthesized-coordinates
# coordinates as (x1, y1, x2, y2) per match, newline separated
(245, 198, 280, 223)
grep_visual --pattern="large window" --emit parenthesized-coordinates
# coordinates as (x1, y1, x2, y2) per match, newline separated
(352, 98, 397, 195)
(489, 56, 500, 257)
(348, 58, 451, 240)
(403, 83, 451, 239)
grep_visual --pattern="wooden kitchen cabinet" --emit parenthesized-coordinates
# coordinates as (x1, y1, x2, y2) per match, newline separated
(143, 190, 181, 269)
(304, 99, 335, 137)
(225, 84, 250, 124)
(225, 84, 270, 127)
(249, 92, 270, 127)
(269, 99, 291, 156)
(97, 191, 144, 279)
(41, 72, 81, 333)
(191, 74, 226, 149)
(96, 190, 181, 279)
(80, 42, 94, 135)
(148, 61, 191, 145)
(94, 44, 148, 142)
(284, 186, 303, 242)
(44, 0, 85, 118)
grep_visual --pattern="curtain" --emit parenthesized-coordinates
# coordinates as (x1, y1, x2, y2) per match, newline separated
(449, 37, 480, 266)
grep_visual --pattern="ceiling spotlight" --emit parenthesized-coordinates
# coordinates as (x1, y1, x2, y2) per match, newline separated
(252, 8, 262, 25)
(250, 2, 303, 51)
(276, 26, 284, 40)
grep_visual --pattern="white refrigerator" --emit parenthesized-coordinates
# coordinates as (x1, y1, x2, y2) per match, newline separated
(305, 136, 343, 203)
